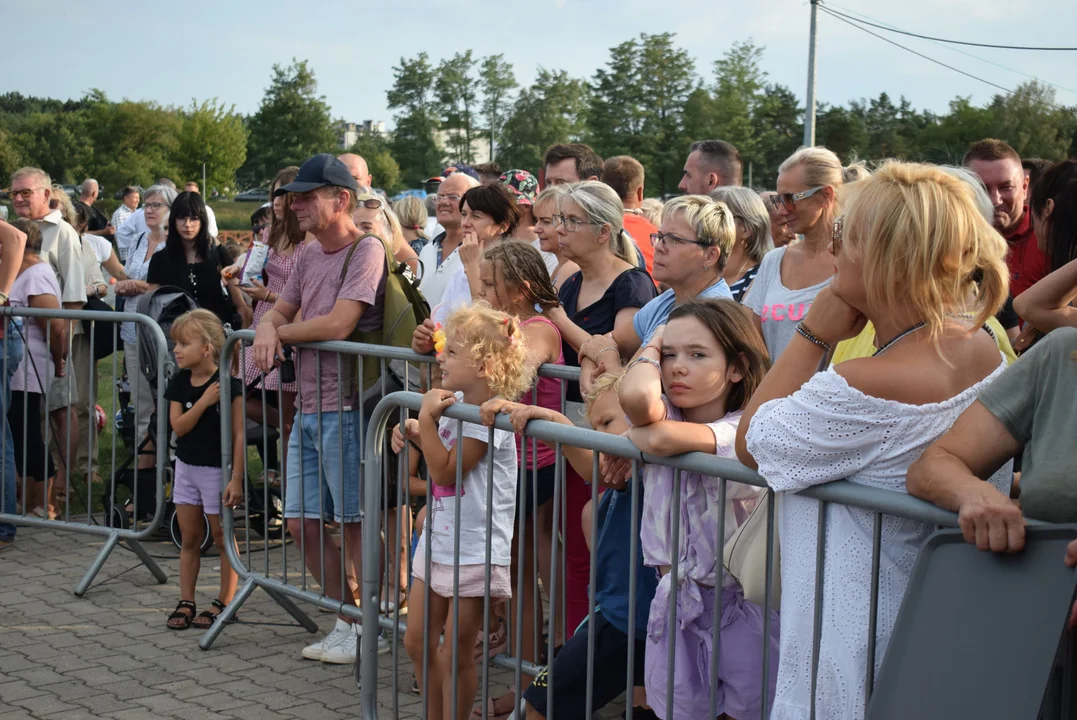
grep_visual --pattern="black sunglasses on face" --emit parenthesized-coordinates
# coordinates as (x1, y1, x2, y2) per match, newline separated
(774, 185, 827, 212)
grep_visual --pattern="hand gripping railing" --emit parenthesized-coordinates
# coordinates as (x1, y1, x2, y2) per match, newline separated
(0, 306, 170, 595)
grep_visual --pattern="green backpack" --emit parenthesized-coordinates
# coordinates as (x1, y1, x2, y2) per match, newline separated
(338, 233, 430, 396)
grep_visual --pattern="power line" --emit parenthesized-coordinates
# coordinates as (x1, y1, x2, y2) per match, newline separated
(820, 5, 1077, 52)
(817, 5, 1073, 113)
(826, 2, 1077, 98)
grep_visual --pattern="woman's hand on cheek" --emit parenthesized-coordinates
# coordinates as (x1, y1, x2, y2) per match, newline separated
(803, 286, 867, 346)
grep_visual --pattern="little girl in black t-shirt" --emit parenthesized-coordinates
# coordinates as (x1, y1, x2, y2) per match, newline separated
(163, 309, 245, 631)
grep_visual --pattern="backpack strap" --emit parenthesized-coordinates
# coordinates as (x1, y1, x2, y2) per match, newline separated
(338, 232, 395, 285)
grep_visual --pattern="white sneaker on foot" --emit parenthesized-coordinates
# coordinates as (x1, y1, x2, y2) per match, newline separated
(321, 624, 359, 664)
(302, 619, 353, 661)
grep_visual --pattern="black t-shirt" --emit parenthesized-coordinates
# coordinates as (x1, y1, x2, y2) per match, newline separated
(165, 368, 244, 467)
(557, 267, 658, 401)
(74, 200, 109, 233)
(996, 295, 1020, 331)
(147, 245, 238, 328)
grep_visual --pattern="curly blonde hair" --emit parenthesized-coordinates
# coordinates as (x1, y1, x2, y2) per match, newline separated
(584, 371, 623, 416)
(445, 302, 535, 401)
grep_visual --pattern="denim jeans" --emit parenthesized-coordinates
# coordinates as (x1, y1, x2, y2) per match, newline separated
(1, 319, 26, 542)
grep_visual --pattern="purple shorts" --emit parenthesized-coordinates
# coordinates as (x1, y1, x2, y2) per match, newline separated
(645, 584, 780, 720)
(172, 459, 223, 515)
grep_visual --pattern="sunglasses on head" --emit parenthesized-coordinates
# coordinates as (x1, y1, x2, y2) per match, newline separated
(772, 186, 827, 212)
(357, 197, 383, 209)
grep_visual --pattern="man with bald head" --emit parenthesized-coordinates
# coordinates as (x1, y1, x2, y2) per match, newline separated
(417, 172, 479, 307)
(76, 179, 112, 239)
(338, 153, 372, 194)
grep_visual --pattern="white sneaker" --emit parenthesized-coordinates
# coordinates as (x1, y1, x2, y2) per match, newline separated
(302, 619, 353, 661)
(321, 624, 359, 664)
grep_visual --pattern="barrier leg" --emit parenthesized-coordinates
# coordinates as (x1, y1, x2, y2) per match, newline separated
(73, 531, 120, 597)
(123, 538, 168, 584)
(263, 585, 319, 633)
(199, 576, 256, 650)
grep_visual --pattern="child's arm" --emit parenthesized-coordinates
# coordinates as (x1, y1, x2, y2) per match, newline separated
(222, 394, 245, 507)
(618, 326, 666, 427)
(406, 447, 428, 498)
(169, 381, 219, 437)
(479, 398, 596, 482)
(418, 390, 488, 487)
(627, 421, 719, 458)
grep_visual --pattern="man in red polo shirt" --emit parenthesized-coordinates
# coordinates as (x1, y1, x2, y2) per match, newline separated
(964, 139, 1048, 299)
(601, 155, 659, 279)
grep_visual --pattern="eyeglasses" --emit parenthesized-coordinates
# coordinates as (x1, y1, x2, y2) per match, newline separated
(177, 216, 201, 226)
(143, 202, 167, 211)
(552, 214, 600, 233)
(8, 187, 44, 200)
(772, 186, 827, 212)
(650, 232, 710, 249)
(359, 198, 383, 209)
(831, 215, 844, 255)
(435, 193, 462, 204)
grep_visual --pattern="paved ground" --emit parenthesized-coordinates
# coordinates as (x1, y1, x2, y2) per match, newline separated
(0, 523, 525, 720)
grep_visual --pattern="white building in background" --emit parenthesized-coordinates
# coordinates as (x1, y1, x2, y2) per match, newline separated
(336, 120, 388, 149)
(436, 129, 492, 166)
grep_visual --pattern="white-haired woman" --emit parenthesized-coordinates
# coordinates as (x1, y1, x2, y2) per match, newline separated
(745, 148, 867, 359)
(114, 183, 176, 474)
(710, 186, 774, 302)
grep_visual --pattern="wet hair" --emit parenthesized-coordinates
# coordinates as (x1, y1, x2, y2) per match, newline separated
(9, 217, 42, 254)
(963, 139, 1021, 166)
(165, 192, 214, 267)
(584, 371, 624, 416)
(170, 309, 226, 362)
(460, 184, 520, 237)
(482, 240, 561, 312)
(268, 166, 304, 251)
(839, 161, 1009, 345)
(544, 143, 604, 181)
(444, 302, 535, 401)
(1030, 159, 1077, 272)
(689, 140, 743, 187)
(667, 299, 770, 412)
(601, 156, 646, 201)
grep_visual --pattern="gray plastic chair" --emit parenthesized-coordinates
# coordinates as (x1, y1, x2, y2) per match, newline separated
(867, 526, 1077, 720)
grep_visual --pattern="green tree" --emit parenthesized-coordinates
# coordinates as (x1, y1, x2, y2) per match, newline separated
(241, 60, 336, 186)
(988, 81, 1077, 160)
(80, 91, 182, 188)
(587, 38, 646, 161)
(387, 52, 442, 187)
(175, 99, 247, 192)
(0, 128, 24, 181)
(917, 97, 997, 164)
(500, 69, 589, 173)
(711, 41, 767, 165)
(751, 84, 802, 188)
(478, 55, 517, 161)
(637, 33, 696, 195)
(436, 51, 478, 164)
(815, 104, 869, 163)
(347, 132, 402, 194)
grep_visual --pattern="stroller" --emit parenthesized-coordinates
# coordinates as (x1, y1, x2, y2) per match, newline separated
(104, 286, 284, 551)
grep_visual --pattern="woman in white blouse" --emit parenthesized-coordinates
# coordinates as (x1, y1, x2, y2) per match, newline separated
(734, 161, 1013, 720)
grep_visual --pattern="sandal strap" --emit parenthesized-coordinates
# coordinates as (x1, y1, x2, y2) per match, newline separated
(211, 598, 228, 611)
(175, 600, 196, 611)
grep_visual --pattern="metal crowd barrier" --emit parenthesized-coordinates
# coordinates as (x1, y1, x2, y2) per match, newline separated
(0, 306, 170, 595)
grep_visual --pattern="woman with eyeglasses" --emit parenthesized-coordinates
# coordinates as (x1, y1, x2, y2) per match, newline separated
(532, 185, 578, 291)
(353, 193, 420, 274)
(545, 181, 657, 403)
(743, 147, 867, 359)
(114, 184, 177, 473)
(146, 192, 250, 330)
(573, 195, 736, 388)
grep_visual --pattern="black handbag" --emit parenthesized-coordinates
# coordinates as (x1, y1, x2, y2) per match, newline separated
(82, 296, 120, 360)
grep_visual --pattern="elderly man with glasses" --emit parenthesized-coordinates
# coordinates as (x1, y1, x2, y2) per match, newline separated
(416, 172, 481, 307)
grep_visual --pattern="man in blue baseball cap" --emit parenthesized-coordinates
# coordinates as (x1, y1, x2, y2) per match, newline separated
(253, 152, 389, 663)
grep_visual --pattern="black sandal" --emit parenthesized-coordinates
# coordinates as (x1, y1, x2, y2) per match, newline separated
(191, 598, 233, 630)
(167, 600, 196, 630)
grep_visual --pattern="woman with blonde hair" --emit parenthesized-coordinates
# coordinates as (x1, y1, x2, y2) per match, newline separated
(393, 195, 429, 255)
(532, 185, 578, 290)
(745, 147, 868, 359)
(710, 186, 774, 302)
(48, 185, 77, 226)
(735, 161, 1011, 720)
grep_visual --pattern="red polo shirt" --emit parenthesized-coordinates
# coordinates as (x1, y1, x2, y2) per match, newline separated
(1003, 206, 1048, 299)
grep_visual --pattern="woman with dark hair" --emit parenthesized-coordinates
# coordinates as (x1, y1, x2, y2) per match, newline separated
(431, 182, 521, 324)
(147, 192, 250, 329)
(1013, 160, 1077, 333)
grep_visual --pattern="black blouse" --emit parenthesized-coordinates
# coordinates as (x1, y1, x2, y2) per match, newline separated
(147, 245, 239, 328)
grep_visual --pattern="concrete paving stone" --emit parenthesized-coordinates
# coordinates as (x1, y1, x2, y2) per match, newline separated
(128, 692, 196, 715)
(10, 693, 80, 716)
(0, 710, 34, 720)
(148, 678, 208, 701)
(169, 705, 241, 720)
(109, 679, 167, 701)
(28, 651, 97, 674)
(40, 709, 106, 720)
(281, 701, 346, 720)
(0, 681, 40, 704)
(299, 687, 361, 711)
(179, 666, 242, 687)
(40, 680, 102, 703)
(96, 654, 151, 672)
(119, 667, 184, 688)
(66, 666, 129, 686)
(0, 653, 40, 674)
(186, 689, 257, 712)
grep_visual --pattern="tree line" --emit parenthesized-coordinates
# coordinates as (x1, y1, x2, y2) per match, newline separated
(2, 35, 1075, 197)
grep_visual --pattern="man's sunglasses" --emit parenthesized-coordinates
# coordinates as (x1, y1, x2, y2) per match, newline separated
(771, 186, 827, 212)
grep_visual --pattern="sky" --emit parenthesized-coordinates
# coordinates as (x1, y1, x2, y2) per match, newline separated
(5, 0, 1076, 127)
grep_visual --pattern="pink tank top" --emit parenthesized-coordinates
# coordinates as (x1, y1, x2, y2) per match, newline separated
(519, 315, 564, 470)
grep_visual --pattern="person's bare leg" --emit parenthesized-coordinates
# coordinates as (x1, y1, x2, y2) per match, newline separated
(176, 505, 204, 602)
(405, 580, 450, 720)
(342, 521, 364, 609)
(207, 514, 238, 604)
(383, 507, 411, 609)
(287, 517, 356, 620)
(438, 596, 485, 720)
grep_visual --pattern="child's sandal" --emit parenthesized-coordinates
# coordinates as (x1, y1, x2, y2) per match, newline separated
(167, 600, 197, 630)
(191, 598, 233, 630)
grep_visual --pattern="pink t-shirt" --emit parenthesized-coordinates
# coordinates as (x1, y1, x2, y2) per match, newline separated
(280, 235, 386, 413)
(9, 263, 62, 394)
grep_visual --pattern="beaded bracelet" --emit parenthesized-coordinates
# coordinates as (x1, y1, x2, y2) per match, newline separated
(629, 356, 662, 372)
(594, 346, 619, 359)
(795, 322, 832, 353)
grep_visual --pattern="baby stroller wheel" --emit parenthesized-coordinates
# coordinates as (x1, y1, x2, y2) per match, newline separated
(169, 506, 214, 554)
(102, 495, 130, 530)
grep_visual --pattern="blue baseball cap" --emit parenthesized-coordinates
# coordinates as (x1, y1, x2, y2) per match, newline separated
(275, 153, 358, 196)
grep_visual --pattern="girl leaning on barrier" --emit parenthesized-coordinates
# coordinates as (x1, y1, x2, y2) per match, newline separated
(734, 161, 1011, 720)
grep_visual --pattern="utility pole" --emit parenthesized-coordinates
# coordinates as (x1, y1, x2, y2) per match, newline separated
(803, 0, 820, 147)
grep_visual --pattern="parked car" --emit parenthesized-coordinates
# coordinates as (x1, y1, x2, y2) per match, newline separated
(391, 189, 428, 203)
(234, 188, 269, 202)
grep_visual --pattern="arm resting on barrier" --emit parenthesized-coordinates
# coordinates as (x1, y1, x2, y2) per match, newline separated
(479, 399, 597, 482)
(277, 297, 364, 345)
(627, 420, 719, 458)
(1012, 258, 1077, 333)
(619, 332, 666, 427)
(419, 390, 487, 487)
(906, 400, 1025, 553)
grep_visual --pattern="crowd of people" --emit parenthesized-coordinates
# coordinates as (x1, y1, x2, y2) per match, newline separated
(1, 130, 1075, 720)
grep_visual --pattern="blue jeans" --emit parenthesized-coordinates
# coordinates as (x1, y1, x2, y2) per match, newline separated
(284, 409, 364, 524)
(1, 320, 26, 541)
